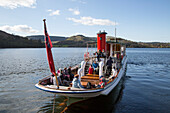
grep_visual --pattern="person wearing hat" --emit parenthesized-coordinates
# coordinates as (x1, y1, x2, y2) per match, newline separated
(72, 74, 84, 88)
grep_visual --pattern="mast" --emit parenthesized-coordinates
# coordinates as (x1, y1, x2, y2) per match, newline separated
(43, 19, 59, 89)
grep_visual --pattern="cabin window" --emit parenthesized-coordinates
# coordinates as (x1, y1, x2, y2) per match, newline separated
(100, 37, 102, 40)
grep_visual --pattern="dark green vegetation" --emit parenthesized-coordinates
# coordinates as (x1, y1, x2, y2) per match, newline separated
(0, 30, 169, 48)
(27, 35, 67, 42)
(54, 35, 170, 48)
(0, 30, 44, 48)
(107, 36, 170, 48)
(54, 35, 96, 47)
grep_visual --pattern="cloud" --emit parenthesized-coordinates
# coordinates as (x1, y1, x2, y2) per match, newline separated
(0, 0, 36, 9)
(47, 9, 60, 16)
(71, 0, 86, 4)
(0, 25, 39, 33)
(47, 9, 52, 12)
(67, 16, 118, 26)
(68, 8, 80, 15)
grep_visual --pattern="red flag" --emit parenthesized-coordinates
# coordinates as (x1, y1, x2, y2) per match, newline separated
(43, 19, 56, 75)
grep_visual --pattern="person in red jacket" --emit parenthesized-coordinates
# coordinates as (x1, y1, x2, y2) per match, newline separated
(88, 65, 93, 74)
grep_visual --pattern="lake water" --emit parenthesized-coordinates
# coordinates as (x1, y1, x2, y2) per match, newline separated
(0, 48, 170, 113)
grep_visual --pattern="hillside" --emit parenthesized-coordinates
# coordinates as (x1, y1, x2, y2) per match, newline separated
(0, 30, 44, 48)
(107, 36, 170, 48)
(0, 30, 169, 48)
(54, 35, 170, 48)
(27, 35, 67, 42)
(54, 35, 96, 47)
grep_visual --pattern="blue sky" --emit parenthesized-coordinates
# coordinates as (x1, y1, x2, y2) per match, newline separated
(0, 0, 169, 42)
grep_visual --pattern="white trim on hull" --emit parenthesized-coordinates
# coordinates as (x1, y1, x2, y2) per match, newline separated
(35, 83, 103, 98)
(35, 56, 127, 98)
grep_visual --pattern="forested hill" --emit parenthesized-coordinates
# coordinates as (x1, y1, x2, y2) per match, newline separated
(0, 30, 44, 48)
(54, 35, 96, 47)
(54, 35, 170, 48)
(107, 36, 170, 48)
(27, 35, 67, 42)
(0, 30, 169, 48)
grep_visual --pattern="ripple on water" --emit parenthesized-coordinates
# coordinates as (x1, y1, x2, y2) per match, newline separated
(0, 48, 170, 113)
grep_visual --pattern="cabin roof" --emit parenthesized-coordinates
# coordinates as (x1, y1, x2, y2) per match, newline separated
(97, 31, 107, 35)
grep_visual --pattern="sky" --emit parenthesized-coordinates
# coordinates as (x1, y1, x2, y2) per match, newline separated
(0, 0, 169, 42)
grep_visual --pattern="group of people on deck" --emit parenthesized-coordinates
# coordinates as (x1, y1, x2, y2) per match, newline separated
(87, 55, 118, 88)
(51, 66, 84, 88)
(51, 66, 74, 86)
(88, 56, 115, 76)
(51, 53, 118, 89)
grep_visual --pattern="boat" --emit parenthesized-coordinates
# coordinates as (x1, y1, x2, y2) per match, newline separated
(35, 19, 127, 98)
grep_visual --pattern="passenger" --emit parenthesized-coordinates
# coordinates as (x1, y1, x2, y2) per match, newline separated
(51, 74, 57, 86)
(57, 68, 62, 74)
(106, 51, 109, 58)
(72, 74, 84, 88)
(109, 67, 117, 80)
(56, 74, 62, 86)
(50, 74, 54, 84)
(86, 82, 92, 89)
(113, 67, 117, 77)
(64, 67, 70, 81)
(96, 77, 107, 88)
(106, 56, 113, 76)
(101, 49, 106, 58)
(68, 66, 74, 81)
(57, 68, 63, 78)
(96, 50, 101, 62)
(64, 67, 69, 75)
(63, 75, 70, 86)
(51, 73, 63, 86)
(88, 65, 94, 74)
(92, 61, 98, 73)
(58, 70, 64, 82)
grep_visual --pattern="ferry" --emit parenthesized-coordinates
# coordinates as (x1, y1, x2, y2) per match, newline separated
(35, 19, 127, 98)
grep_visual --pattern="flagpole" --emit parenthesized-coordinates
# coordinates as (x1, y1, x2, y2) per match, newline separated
(43, 19, 59, 89)
(115, 21, 117, 56)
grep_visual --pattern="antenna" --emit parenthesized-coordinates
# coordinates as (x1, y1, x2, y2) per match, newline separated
(115, 21, 117, 38)
(114, 21, 117, 43)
